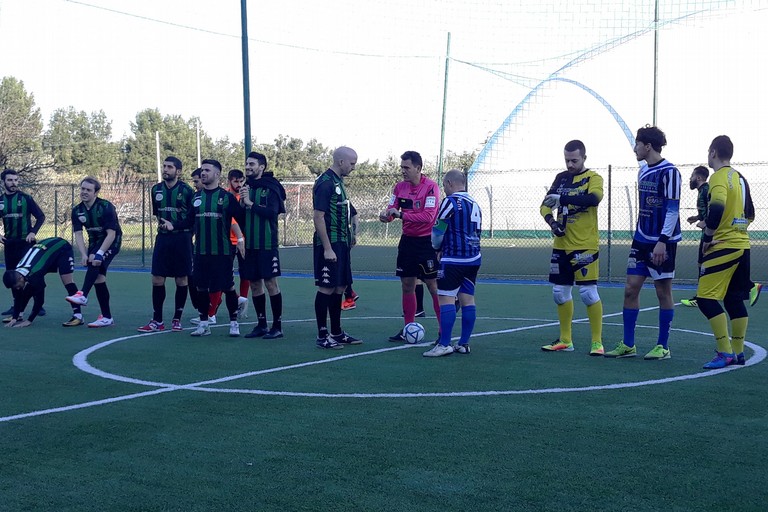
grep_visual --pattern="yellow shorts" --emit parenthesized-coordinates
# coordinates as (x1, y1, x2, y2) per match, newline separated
(697, 248, 751, 301)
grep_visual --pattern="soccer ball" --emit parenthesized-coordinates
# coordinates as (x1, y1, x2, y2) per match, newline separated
(403, 322, 425, 344)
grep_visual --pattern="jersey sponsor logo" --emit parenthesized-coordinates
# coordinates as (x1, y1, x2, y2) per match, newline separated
(425, 196, 436, 208)
(645, 196, 663, 206)
(155, 193, 164, 201)
(193, 199, 202, 207)
(731, 217, 748, 227)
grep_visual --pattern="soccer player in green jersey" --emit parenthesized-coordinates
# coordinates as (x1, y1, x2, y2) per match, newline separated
(189, 159, 244, 338)
(312, 146, 362, 349)
(3, 237, 83, 327)
(1, 168, 46, 321)
(697, 136, 755, 369)
(540, 140, 605, 356)
(65, 177, 122, 328)
(137, 156, 196, 333)
(681, 165, 710, 308)
(240, 152, 287, 339)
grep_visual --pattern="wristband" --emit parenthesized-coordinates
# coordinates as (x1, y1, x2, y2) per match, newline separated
(657, 234, 669, 244)
(96, 250, 105, 256)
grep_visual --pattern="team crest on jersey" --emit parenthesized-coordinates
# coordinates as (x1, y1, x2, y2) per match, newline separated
(335, 186, 341, 195)
(0, 202, 4, 211)
(78, 215, 87, 223)
(425, 196, 436, 208)
(193, 198, 202, 207)
(218, 198, 224, 205)
(155, 193, 164, 201)
(177, 193, 183, 200)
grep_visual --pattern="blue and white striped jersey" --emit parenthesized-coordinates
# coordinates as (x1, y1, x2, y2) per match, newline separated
(634, 159, 682, 243)
(432, 192, 482, 265)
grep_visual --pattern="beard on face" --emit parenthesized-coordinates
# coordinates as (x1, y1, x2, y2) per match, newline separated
(689, 180, 698, 190)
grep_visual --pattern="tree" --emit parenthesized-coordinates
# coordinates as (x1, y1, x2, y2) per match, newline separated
(125, 109, 212, 177)
(43, 107, 121, 177)
(0, 76, 45, 178)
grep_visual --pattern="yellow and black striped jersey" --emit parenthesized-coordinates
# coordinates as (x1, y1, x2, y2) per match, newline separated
(707, 166, 753, 250)
(540, 168, 603, 251)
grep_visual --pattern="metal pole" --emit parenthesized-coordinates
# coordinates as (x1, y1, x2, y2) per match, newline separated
(54, 189, 59, 238)
(241, 0, 252, 156)
(607, 165, 612, 282)
(196, 119, 202, 167)
(437, 32, 451, 182)
(142, 179, 146, 268)
(652, 0, 659, 125)
(155, 131, 161, 183)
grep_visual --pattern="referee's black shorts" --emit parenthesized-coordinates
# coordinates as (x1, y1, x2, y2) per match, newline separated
(396, 235, 438, 280)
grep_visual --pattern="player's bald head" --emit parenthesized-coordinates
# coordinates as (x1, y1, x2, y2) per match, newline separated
(333, 146, 357, 165)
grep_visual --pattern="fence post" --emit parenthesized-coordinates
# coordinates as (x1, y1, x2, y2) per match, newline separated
(607, 165, 612, 282)
(70, 184, 75, 246)
(54, 189, 59, 238)
(141, 179, 146, 267)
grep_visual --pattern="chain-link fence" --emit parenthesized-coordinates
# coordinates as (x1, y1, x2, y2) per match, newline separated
(4, 164, 767, 283)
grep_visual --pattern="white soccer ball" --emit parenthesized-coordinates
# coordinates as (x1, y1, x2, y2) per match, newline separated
(403, 322, 425, 344)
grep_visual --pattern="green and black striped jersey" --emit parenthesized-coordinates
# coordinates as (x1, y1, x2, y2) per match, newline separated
(15, 237, 73, 288)
(313, 169, 351, 246)
(192, 187, 242, 256)
(71, 198, 123, 253)
(151, 180, 195, 234)
(0, 191, 45, 240)
(242, 173, 286, 250)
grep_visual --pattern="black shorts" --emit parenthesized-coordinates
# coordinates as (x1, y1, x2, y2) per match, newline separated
(151, 233, 193, 277)
(437, 263, 479, 297)
(314, 242, 352, 289)
(627, 239, 677, 280)
(240, 248, 281, 281)
(549, 249, 599, 286)
(3, 238, 32, 269)
(396, 236, 438, 280)
(51, 243, 76, 276)
(87, 246, 119, 276)
(193, 254, 234, 292)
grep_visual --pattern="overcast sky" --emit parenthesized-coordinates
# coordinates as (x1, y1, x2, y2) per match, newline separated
(1, 0, 766, 172)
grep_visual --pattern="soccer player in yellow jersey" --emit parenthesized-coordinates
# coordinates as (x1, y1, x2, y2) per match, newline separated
(697, 135, 755, 369)
(540, 140, 605, 355)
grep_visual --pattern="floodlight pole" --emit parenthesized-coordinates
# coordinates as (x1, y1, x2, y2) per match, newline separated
(437, 32, 451, 183)
(241, 0, 252, 156)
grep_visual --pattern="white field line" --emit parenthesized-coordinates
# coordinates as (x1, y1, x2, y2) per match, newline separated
(1, 309, 764, 422)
